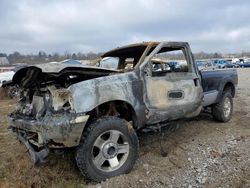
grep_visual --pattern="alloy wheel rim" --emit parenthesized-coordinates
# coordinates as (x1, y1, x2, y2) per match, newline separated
(223, 97, 231, 118)
(92, 130, 129, 172)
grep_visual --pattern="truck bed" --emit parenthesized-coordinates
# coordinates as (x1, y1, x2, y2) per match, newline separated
(201, 68, 238, 107)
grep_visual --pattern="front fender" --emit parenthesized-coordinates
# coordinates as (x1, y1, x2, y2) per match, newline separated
(68, 72, 145, 121)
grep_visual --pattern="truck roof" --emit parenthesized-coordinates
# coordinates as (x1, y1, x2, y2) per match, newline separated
(101, 41, 160, 58)
(101, 41, 189, 59)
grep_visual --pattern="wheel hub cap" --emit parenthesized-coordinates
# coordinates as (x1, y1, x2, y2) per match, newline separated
(103, 142, 118, 159)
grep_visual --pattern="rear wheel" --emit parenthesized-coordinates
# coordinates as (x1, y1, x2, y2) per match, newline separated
(212, 91, 233, 122)
(75, 116, 139, 182)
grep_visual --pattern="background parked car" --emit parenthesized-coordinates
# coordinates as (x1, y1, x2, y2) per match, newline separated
(214, 60, 227, 68)
(238, 59, 250, 68)
(196, 60, 216, 71)
(0, 71, 15, 87)
(0, 64, 26, 98)
(225, 61, 239, 68)
(61, 59, 82, 65)
(214, 60, 238, 69)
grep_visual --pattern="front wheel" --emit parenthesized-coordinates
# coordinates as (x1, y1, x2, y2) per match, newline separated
(212, 91, 233, 122)
(75, 116, 139, 182)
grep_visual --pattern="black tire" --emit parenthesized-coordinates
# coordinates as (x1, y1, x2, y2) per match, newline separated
(212, 91, 233, 122)
(75, 116, 139, 182)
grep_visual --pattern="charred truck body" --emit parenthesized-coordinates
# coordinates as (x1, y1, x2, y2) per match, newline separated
(8, 42, 238, 181)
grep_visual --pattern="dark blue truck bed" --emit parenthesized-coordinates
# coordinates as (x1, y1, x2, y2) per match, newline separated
(201, 69, 238, 107)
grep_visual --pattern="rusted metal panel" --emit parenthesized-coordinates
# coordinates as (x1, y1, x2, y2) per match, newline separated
(69, 71, 146, 126)
(69, 72, 135, 112)
(9, 113, 89, 147)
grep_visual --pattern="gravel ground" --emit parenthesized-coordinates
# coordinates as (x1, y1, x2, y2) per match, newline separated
(0, 68, 249, 188)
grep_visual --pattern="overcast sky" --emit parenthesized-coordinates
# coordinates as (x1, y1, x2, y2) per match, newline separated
(1, 0, 250, 54)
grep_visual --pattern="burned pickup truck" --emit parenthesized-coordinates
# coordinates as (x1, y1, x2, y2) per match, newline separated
(7, 42, 238, 181)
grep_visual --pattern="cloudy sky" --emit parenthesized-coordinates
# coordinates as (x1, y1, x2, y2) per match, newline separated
(1, 0, 250, 54)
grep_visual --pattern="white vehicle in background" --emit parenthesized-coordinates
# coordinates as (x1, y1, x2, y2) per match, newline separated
(0, 71, 15, 87)
(232, 58, 240, 64)
(0, 71, 20, 98)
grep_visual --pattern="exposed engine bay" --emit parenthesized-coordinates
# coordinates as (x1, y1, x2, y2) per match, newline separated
(11, 67, 96, 118)
(11, 64, 119, 116)
(8, 64, 120, 164)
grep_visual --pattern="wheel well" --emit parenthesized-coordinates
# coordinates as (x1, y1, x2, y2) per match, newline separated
(86, 100, 138, 129)
(223, 82, 235, 97)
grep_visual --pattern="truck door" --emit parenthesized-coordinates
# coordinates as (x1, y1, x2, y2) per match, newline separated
(143, 43, 203, 124)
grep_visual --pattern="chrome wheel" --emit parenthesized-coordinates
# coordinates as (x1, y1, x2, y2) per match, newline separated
(223, 97, 231, 118)
(92, 130, 129, 172)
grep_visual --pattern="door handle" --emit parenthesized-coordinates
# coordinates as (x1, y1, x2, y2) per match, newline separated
(193, 78, 199, 86)
(168, 90, 184, 99)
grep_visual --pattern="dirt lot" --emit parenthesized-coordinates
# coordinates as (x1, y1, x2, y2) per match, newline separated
(0, 69, 249, 188)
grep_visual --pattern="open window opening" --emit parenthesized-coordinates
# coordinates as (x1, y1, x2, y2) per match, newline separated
(99, 43, 157, 72)
(150, 47, 190, 76)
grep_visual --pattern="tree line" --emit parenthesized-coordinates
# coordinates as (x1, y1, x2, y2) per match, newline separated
(0, 51, 250, 65)
(0, 51, 102, 65)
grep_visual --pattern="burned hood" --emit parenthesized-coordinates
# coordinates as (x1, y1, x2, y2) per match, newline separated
(12, 63, 120, 88)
